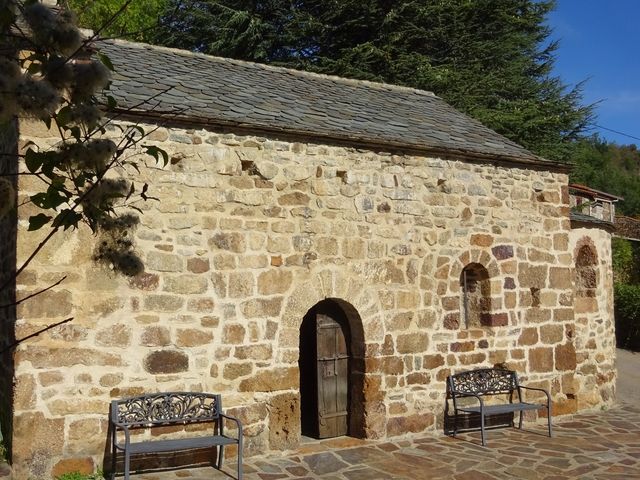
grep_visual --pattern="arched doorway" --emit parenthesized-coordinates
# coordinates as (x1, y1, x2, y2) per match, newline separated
(299, 299, 357, 439)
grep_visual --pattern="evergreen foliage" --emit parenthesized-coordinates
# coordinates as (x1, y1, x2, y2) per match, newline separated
(154, 0, 594, 161)
(570, 136, 640, 216)
(67, 0, 169, 41)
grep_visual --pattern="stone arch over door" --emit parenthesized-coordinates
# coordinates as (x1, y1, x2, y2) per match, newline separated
(299, 298, 365, 439)
(281, 269, 383, 439)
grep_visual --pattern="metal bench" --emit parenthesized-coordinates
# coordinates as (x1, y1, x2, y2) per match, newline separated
(447, 368, 552, 446)
(110, 392, 243, 479)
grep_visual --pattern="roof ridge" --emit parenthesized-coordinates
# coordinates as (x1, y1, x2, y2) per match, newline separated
(100, 37, 438, 98)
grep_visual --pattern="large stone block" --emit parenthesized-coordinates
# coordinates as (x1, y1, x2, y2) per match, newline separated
(17, 289, 72, 319)
(222, 323, 246, 344)
(146, 252, 184, 272)
(223, 362, 253, 380)
(143, 350, 189, 374)
(529, 347, 554, 372)
(52, 457, 94, 478)
(268, 392, 301, 450)
(16, 347, 124, 368)
(396, 332, 429, 354)
(240, 297, 283, 318)
(518, 327, 538, 346)
(386, 413, 434, 436)
(164, 274, 208, 294)
(129, 272, 160, 291)
(209, 232, 246, 253)
(144, 294, 185, 312)
(13, 412, 65, 478)
(518, 264, 548, 288)
(555, 342, 577, 371)
(140, 326, 171, 346)
(257, 270, 293, 295)
(14, 374, 36, 410)
(229, 272, 255, 298)
(176, 328, 213, 347)
(235, 344, 273, 360)
(549, 267, 572, 289)
(239, 367, 298, 392)
(96, 324, 132, 347)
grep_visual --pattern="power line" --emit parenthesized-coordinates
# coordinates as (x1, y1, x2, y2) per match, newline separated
(592, 124, 640, 143)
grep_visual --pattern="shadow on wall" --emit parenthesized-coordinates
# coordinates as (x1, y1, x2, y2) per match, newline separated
(0, 118, 18, 457)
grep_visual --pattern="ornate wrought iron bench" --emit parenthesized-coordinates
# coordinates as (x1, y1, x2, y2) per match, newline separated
(447, 368, 552, 446)
(110, 392, 243, 479)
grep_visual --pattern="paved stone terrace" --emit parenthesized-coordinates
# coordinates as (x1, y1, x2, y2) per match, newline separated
(126, 402, 640, 480)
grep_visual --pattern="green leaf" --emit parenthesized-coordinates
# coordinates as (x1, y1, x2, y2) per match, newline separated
(68, 126, 81, 141)
(144, 145, 169, 166)
(56, 106, 73, 127)
(106, 95, 118, 110)
(30, 185, 68, 210)
(28, 214, 52, 231)
(52, 210, 83, 230)
(27, 62, 42, 74)
(24, 149, 43, 173)
(97, 52, 115, 71)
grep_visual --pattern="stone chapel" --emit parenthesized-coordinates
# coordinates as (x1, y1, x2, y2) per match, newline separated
(0, 38, 617, 478)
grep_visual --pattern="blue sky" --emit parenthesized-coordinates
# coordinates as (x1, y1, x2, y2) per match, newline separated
(547, 0, 640, 145)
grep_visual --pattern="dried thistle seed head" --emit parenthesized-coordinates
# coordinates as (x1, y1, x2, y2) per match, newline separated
(23, 2, 57, 46)
(71, 60, 111, 100)
(60, 138, 116, 170)
(15, 77, 60, 118)
(51, 18, 82, 56)
(23, 2, 55, 32)
(43, 56, 75, 88)
(69, 103, 102, 127)
(0, 178, 16, 218)
(82, 178, 130, 209)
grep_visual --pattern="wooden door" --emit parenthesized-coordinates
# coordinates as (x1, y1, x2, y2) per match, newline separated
(316, 313, 349, 438)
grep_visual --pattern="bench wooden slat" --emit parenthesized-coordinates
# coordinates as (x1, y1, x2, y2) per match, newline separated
(457, 402, 546, 416)
(126, 435, 239, 455)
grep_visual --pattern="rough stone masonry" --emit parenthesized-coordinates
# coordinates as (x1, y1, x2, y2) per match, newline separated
(7, 118, 616, 478)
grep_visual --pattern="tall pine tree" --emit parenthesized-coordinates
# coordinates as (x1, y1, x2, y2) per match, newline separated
(153, 0, 593, 161)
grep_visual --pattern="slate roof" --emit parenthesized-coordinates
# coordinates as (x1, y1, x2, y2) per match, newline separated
(99, 39, 563, 169)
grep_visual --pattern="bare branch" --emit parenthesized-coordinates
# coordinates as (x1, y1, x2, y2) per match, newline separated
(0, 275, 67, 309)
(0, 317, 73, 354)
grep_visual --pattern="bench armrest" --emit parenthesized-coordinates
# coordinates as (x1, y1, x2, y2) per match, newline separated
(519, 385, 550, 396)
(519, 386, 551, 405)
(111, 421, 132, 448)
(219, 413, 243, 439)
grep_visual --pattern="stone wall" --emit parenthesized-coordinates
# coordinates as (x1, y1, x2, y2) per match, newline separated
(569, 227, 617, 409)
(11, 119, 615, 478)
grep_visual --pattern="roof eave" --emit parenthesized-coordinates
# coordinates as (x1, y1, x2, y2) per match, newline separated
(112, 108, 571, 173)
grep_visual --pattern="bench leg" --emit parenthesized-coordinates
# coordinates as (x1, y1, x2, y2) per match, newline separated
(518, 410, 524, 430)
(480, 413, 486, 447)
(111, 438, 116, 479)
(124, 449, 130, 480)
(217, 445, 224, 470)
(547, 404, 552, 437)
(237, 442, 243, 480)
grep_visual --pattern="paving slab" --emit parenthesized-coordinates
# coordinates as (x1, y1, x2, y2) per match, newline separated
(120, 401, 640, 480)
